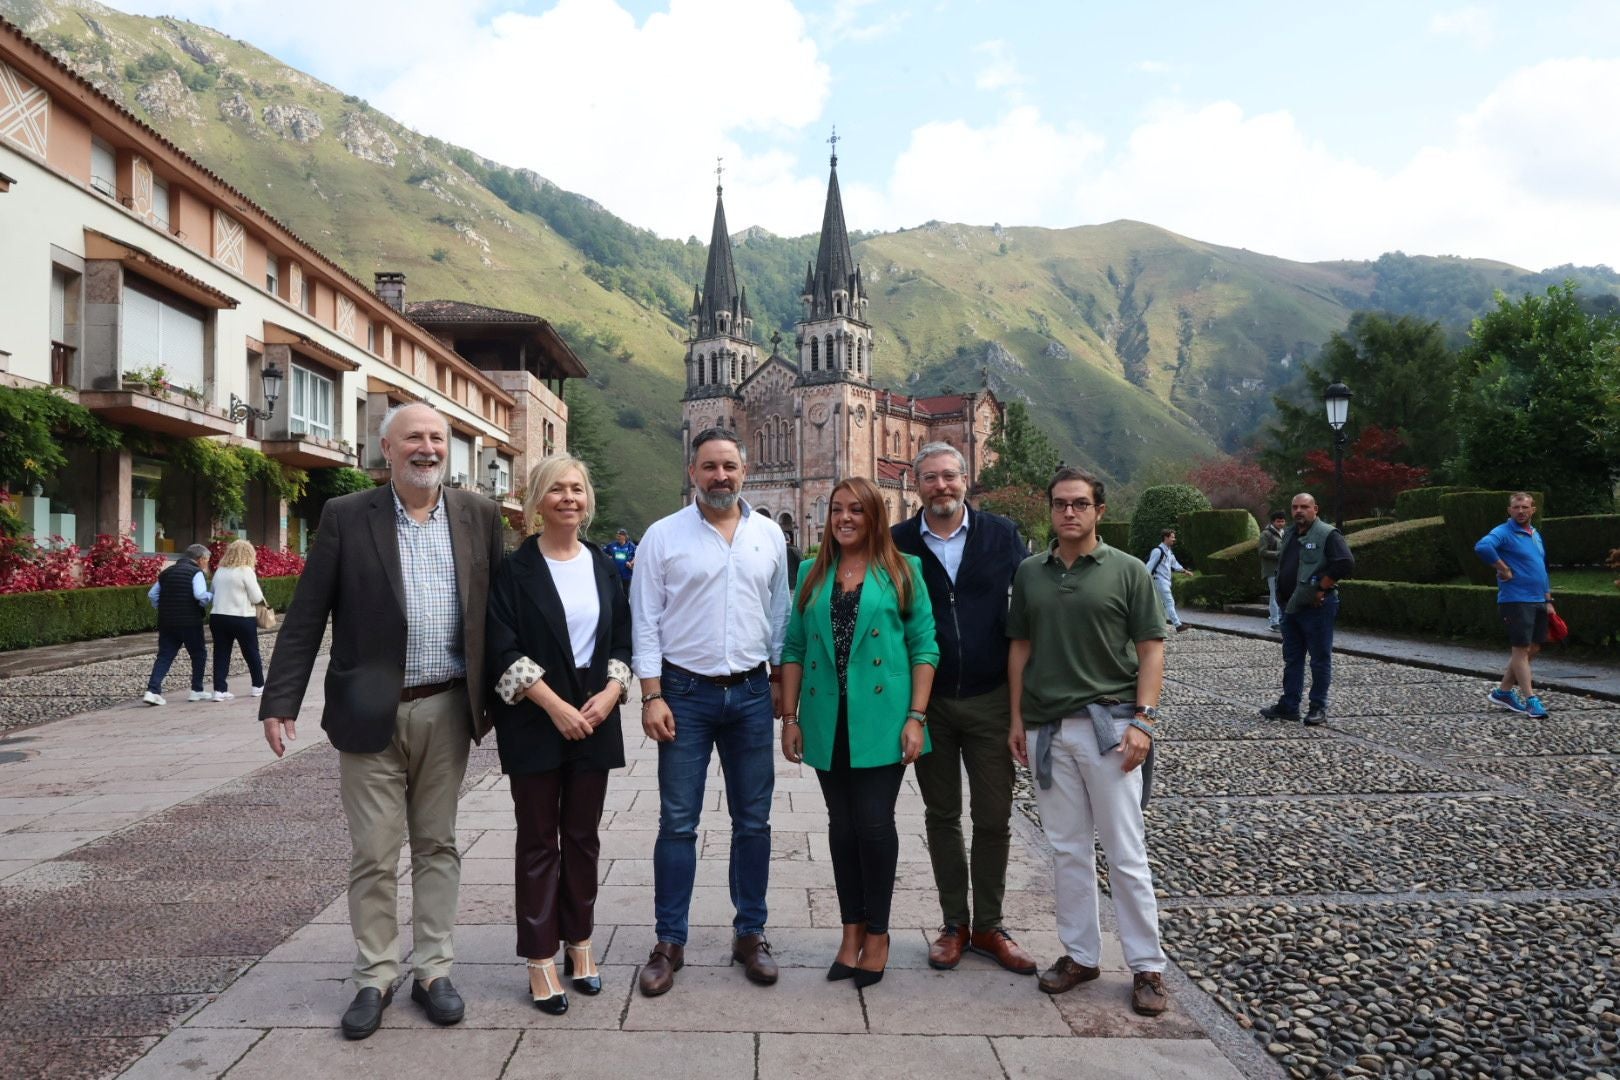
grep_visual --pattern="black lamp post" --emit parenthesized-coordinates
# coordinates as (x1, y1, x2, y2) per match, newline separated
(487, 456, 501, 499)
(1323, 379, 1353, 529)
(230, 362, 284, 424)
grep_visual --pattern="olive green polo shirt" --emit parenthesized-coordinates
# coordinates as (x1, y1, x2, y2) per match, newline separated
(1006, 540, 1166, 727)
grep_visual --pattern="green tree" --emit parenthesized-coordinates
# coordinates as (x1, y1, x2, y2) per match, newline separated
(1261, 312, 1461, 483)
(564, 383, 619, 538)
(976, 401, 1061, 491)
(0, 385, 120, 509)
(1128, 484, 1211, 560)
(1452, 284, 1620, 513)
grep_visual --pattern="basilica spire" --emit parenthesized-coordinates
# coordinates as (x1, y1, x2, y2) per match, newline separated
(693, 166, 748, 340)
(807, 130, 856, 320)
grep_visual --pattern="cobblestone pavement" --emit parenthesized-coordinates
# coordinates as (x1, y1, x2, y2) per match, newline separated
(1, 629, 1615, 1079)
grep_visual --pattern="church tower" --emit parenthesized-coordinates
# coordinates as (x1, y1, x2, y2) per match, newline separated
(681, 177, 759, 495)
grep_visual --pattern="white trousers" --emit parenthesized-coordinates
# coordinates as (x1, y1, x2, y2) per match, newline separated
(1032, 717, 1167, 973)
(1155, 577, 1181, 628)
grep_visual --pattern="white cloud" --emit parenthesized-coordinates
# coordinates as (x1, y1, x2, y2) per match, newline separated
(1134, 59, 1170, 74)
(824, 0, 907, 43)
(973, 39, 1026, 93)
(1429, 6, 1497, 48)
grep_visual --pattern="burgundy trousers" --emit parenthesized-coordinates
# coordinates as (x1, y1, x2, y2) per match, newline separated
(510, 765, 610, 959)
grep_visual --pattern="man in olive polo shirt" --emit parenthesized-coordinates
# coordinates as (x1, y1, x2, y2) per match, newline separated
(1007, 466, 1170, 1018)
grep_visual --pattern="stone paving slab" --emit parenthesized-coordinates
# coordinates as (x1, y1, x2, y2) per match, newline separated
(759, 1033, 1004, 1078)
(992, 1035, 1250, 1079)
(508, 1030, 756, 1079)
(219, 1028, 519, 1080)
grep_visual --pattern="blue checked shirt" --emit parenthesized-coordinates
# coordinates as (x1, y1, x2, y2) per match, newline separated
(392, 485, 464, 686)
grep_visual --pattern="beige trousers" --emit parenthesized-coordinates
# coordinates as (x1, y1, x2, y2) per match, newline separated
(339, 689, 472, 990)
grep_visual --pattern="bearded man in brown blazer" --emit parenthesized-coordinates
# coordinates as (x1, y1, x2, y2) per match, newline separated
(260, 401, 504, 1040)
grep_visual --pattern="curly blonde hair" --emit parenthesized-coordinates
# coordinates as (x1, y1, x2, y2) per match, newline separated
(216, 539, 257, 569)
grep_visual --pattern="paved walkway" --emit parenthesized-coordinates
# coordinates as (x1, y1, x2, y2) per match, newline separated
(0, 641, 1250, 1080)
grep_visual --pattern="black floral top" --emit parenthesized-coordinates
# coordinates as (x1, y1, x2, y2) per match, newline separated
(831, 581, 862, 690)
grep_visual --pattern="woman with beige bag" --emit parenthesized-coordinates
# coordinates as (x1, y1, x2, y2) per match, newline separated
(208, 539, 268, 701)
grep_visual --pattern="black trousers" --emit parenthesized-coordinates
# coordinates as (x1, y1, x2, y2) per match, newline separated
(510, 763, 610, 958)
(815, 698, 906, 934)
(209, 614, 264, 692)
(147, 626, 206, 694)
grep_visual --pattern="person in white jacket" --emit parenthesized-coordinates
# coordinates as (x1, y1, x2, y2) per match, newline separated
(1144, 530, 1193, 633)
(209, 539, 267, 701)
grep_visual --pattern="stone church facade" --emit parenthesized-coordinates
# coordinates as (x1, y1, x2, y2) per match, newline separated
(678, 153, 1001, 547)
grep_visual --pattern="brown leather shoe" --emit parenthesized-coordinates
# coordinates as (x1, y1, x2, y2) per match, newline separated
(732, 933, 778, 985)
(638, 942, 684, 997)
(1038, 955, 1100, 995)
(1131, 971, 1170, 1016)
(928, 925, 970, 970)
(969, 928, 1038, 975)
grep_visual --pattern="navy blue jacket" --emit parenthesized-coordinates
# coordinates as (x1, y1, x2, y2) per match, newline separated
(893, 507, 1027, 699)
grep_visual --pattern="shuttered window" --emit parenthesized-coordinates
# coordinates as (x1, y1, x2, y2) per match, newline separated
(290, 365, 333, 439)
(91, 138, 116, 198)
(50, 269, 68, 342)
(152, 179, 170, 229)
(121, 281, 206, 390)
(448, 433, 473, 486)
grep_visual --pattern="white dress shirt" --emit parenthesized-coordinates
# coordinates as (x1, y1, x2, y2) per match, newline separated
(630, 499, 790, 679)
(921, 506, 971, 585)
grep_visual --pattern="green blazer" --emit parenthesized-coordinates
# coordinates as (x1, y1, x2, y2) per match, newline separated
(782, 554, 939, 770)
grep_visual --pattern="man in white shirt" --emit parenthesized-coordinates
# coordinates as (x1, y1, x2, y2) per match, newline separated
(1144, 529, 1193, 633)
(630, 428, 790, 997)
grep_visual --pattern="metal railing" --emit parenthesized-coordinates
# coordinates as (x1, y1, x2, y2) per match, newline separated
(50, 341, 74, 386)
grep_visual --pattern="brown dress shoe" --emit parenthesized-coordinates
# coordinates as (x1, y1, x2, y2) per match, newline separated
(732, 933, 778, 985)
(1131, 971, 1170, 1016)
(638, 942, 684, 997)
(928, 925, 970, 970)
(1038, 955, 1100, 995)
(969, 928, 1038, 975)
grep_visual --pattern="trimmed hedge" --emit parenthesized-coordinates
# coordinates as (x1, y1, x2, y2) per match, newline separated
(1441, 491, 1545, 586)
(1097, 520, 1133, 551)
(1129, 485, 1211, 561)
(1395, 486, 1487, 521)
(1203, 537, 1265, 592)
(1171, 573, 1253, 610)
(0, 575, 299, 652)
(1176, 509, 1258, 570)
(1339, 580, 1620, 648)
(1343, 516, 1396, 534)
(1346, 517, 1453, 584)
(1540, 515, 1620, 567)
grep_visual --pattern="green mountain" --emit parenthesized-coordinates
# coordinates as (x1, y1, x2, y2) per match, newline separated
(9, 0, 1617, 531)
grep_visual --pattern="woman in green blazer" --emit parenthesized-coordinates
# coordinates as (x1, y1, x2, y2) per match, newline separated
(780, 477, 938, 988)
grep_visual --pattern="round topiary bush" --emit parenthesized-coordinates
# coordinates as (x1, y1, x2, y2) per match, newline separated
(1128, 485, 1212, 560)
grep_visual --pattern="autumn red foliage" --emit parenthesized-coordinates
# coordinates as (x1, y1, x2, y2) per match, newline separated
(1183, 456, 1276, 521)
(208, 535, 306, 577)
(80, 533, 166, 588)
(0, 532, 301, 595)
(1301, 426, 1430, 518)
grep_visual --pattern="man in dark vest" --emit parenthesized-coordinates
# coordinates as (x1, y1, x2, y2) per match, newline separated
(893, 442, 1037, 975)
(1260, 493, 1355, 726)
(142, 543, 214, 706)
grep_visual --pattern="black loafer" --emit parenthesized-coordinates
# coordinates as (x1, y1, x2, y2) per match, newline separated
(1303, 705, 1328, 726)
(340, 985, 393, 1040)
(411, 977, 465, 1026)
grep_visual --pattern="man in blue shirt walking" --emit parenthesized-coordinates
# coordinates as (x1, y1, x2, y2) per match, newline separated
(604, 528, 636, 589)
(1475, 492, 1556, 718)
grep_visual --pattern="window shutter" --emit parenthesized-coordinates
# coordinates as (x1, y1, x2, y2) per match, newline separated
(163, 304, 205, 389)
(50, 270, 68, 342)
(123, 288, 161, 371)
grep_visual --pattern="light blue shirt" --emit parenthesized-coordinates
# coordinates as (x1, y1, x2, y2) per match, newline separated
(921, 506, 971, 585)
(148, 569, 212, 609)
(1474, 519, 1550, 604)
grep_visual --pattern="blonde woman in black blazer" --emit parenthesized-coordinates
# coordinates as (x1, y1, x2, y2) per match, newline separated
(486, 454, 631, 1015)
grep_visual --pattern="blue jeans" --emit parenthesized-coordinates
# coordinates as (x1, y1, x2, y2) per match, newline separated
(148, 626, 206, 694)
(654, 665, 775, 946)
(1279, 594, 1338, 712)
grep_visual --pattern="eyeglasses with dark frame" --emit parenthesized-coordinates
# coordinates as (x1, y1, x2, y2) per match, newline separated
(1050, 498, 1096, 514)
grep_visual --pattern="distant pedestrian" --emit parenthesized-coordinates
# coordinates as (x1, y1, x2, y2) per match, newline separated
(1259, 510, 1287, 631)
(259, 402, 505, 1040)
(1007, 466, 1171, 1017)
(142, 543, 213, 705)
(603, 528, 636, 588)
(207, 539, 265, 702)
(1260, 493, 1355, 726)
(1144, 529, 1193, 633)
(786, 539, 804, 589)
(486, 455, 631, 1016)
(1475, 492, 1554, 718)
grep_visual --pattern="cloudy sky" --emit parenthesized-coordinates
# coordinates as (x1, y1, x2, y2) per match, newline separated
(118, 0, 1620, 269)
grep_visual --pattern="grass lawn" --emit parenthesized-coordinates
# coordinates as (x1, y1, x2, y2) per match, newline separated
(1444, 568, 1618, 593)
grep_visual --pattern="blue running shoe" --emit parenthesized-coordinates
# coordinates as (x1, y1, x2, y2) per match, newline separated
(1524, 695, 1548, 719)
(1488, 687, 1527, 713)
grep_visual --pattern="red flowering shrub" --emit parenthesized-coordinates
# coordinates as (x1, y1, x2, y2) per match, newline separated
(0, 535, 80, 593)
(1302, 426, 1430, 519)
(81, 533, 164, 588)
(208, 534, 305, 577)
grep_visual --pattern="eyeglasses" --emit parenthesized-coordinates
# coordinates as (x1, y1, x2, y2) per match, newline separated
(1050, 499, 1096, 514)
(919, 471, 963, 485)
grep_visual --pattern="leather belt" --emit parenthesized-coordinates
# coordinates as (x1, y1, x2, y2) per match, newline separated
(401, 677, 465, 702)
(664, 661, 764, 687)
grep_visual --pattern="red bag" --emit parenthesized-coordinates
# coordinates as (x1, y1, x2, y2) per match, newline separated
(1547, 609, 1569, 643)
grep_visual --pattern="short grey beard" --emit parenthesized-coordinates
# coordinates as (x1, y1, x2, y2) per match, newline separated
(697, 487, 739, 511)
(926, 497, 962, 518)
(395, 458, 445, 490)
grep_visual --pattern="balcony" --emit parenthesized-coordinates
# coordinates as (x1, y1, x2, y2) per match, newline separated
(50, 342, 73, 387)
(79, 378, 236, 438)
(260, 431, 358, 470)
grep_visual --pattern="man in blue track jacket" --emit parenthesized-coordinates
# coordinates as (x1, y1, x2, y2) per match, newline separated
(1474, 492, 1556, 719)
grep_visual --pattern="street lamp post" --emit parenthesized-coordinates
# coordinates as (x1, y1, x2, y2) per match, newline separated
(229, 362, 284, 425)
(1323, 379, 1353, 529)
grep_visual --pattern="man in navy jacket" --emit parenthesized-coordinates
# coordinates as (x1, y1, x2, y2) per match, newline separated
(893, 443, 1037, 976)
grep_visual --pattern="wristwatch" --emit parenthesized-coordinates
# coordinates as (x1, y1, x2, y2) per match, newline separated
(1134, 705, 1159, 722)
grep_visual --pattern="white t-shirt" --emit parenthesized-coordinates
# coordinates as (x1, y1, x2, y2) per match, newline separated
(545, 546, 600, 669)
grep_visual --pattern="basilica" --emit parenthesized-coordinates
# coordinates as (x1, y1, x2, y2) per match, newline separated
(678, 150, 1002, 547)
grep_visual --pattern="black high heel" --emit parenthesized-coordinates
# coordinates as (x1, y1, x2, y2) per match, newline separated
(527, 959, 568, 1014)
(854, 932, 888, 988)
(564, 940, 602, 995)
(827, 960, 857, 981)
